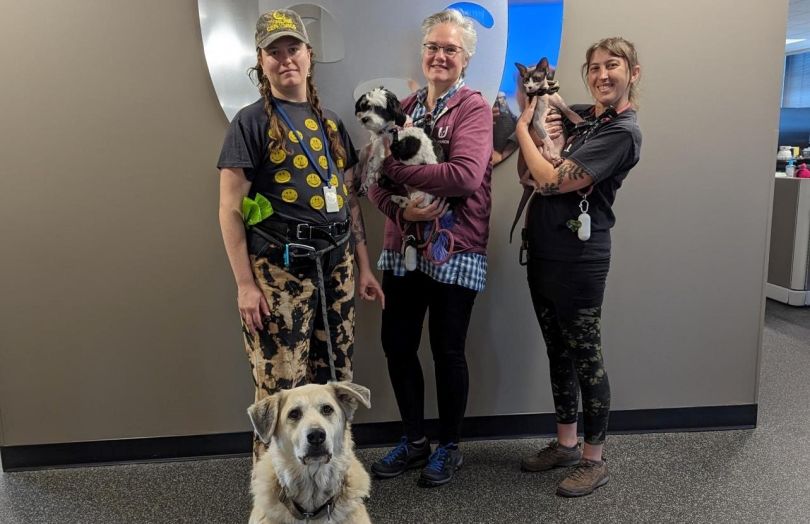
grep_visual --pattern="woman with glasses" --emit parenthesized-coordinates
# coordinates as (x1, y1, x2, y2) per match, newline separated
(515, 37, 642, 497)
(368, 8, 493, 487)
(216, 9, 383, 462)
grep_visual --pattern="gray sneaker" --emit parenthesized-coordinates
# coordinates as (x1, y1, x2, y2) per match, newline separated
(520, 440, 582, 472)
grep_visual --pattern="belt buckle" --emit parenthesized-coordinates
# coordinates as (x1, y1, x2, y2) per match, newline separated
(296, 223, 310, 240)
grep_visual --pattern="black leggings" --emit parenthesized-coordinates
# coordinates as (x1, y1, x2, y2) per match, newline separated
(527, 258, 611, 445)
(381, 270, 477, 445)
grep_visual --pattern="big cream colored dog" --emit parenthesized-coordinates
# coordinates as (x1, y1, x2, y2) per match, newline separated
(247, 382, 372, 524)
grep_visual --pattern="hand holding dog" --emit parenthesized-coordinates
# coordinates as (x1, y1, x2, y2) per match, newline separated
(238, 282, 270, 334)
(403, 195, 447, 221)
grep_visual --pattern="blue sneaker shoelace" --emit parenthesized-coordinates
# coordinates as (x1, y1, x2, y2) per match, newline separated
(380, 437, 410, 465)
(424, 445, 452, 473)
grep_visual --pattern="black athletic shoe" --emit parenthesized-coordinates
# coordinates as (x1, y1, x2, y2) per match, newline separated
(418, 443, 463, 487)
(371, 437, 431, 479)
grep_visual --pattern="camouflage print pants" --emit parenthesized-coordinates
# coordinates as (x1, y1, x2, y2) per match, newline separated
(243, 243, 355, 460)
(527, 258, 611, 445)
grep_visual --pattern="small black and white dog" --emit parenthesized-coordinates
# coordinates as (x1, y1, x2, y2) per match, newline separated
(355, 87, 443, 207)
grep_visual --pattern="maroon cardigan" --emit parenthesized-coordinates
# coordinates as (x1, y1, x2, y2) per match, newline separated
(369, 86, 493, 255)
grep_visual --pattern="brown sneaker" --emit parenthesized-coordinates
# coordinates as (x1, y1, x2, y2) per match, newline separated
(556, 458, 609, 497)
(520, 440, 582, 472)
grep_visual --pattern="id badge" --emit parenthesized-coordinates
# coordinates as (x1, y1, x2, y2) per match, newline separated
(323, 185, 339, 213)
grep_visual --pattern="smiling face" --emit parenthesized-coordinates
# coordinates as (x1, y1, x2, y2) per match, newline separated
(260, 36, 311, 101)
(421, 22, 469, 94)
(586, 48, 640, 113)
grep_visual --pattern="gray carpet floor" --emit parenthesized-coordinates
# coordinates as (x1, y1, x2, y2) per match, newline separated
(1, 300, 808, 523)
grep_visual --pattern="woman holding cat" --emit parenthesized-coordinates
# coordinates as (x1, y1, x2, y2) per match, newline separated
(367, 8, 493, 487)
(515, 37, 642, 497)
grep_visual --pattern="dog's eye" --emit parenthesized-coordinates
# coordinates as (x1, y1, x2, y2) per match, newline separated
(321, 405, 334, 416)
(287, 408, 302, 420)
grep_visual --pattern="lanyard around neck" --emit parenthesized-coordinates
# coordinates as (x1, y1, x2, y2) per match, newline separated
(271, 98, 334, 183)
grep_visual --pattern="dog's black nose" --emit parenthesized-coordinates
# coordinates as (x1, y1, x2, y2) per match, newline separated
(307, 428, 326, 446)
(361, 117, 370, 124)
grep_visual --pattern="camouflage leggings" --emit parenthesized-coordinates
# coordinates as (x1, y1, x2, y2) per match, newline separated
(243, 243, 355, 460)
(527, 258, 611, 445)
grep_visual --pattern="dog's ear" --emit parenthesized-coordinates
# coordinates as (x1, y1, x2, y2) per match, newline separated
(354, 94, 367, 114)
(385, 91, 407, 127)
(515, 62, 527, 76)
(331, 381, 371, 421)
(247, 393, 281, 445)
(537, 57, 549, 72)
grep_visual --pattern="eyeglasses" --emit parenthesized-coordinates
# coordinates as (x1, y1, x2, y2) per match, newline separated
(422, 43, 463, 58)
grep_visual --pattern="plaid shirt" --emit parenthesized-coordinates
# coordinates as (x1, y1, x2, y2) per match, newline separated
(377, 249, 487, 292)
(411, 78, 464, 130)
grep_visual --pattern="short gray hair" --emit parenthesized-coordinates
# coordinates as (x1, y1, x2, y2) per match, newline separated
(421, 8, 477, 58)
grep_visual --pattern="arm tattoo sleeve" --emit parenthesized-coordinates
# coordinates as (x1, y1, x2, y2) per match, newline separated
(345, 168, 367, 244)
(538, 160, 589, 195)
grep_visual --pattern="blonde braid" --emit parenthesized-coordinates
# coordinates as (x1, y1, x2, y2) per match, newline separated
(249, 53, 290, 157)
(306, 70, 346, 168)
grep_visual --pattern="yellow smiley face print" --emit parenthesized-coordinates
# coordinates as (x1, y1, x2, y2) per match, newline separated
(336, 157, 345, 169)
(318, 155, 328, 170)
(329, 174, 339, 187)
(326, 119, 338, 132)
(281, 188, 298, 203)
(309, 195, 325, 210)
(293, 154, 308, 169)
(309, 136, 323, 151)
(269, 149, 286, 164)
(337, 195, 344, 209)
(274, 170, 292, 183)
(342, 184, 348, 196)
(306, 173, 322, 188)
(304, 118, 319, 131)
(288, 130, 300, 143)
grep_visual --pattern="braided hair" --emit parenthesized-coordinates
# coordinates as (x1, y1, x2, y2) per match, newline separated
(249, 49, 346, 167)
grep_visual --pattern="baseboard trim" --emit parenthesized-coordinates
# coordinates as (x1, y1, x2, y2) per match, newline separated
(0, 404, 756, 471)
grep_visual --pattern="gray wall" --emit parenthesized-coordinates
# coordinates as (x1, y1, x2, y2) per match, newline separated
(0, 0, 786, 448)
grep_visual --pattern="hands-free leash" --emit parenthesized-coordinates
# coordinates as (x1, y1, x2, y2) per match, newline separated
(251, 225, 350, 382)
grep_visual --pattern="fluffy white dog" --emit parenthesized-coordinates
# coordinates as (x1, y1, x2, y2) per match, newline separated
(247, 382, 372, 524)
(354, 87, 441, 208)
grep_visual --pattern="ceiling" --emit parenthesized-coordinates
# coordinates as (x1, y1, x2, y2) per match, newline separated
(787, 0, 810, 54)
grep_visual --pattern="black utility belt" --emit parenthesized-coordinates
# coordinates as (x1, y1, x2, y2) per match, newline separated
(255, 218, 351, 243)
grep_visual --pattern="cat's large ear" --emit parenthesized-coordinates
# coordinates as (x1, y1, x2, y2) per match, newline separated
(515, 62, 527, 76)
(547, 68, 556, 81)
(537, 57, 549, 71)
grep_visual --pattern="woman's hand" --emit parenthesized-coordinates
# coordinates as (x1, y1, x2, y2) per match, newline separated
(402, 195, 448, 222)
(545, 109, 564, 140)
(517, 97, 537, 130)
(357, 269, 385, 308)
(238, 281, 270, 335)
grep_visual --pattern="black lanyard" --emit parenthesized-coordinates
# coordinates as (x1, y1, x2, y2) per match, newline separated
(272, 99, 335, 184)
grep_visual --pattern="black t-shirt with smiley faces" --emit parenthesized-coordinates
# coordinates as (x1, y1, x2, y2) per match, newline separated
(217, 98, 357, 225)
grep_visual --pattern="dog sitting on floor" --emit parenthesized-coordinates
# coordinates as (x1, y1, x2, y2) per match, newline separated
(247, 382, 372, 524)
(354, 86, 443, 208)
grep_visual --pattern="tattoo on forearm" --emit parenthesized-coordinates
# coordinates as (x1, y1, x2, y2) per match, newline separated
(345, 168, 367, 244)
(538, 160, 588, 195)
(350, 198, 367, 244)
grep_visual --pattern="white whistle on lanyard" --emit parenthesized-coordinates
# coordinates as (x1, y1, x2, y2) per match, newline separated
(577, 196, 591, 241)
(577, 212, 591, 241)
(404, 245, 417, 271)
